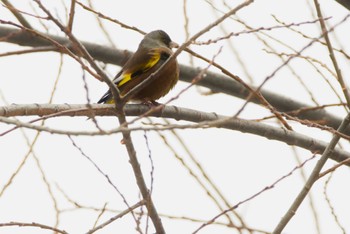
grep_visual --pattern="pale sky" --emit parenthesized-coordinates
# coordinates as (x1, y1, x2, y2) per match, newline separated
(1, 0, 350, 233)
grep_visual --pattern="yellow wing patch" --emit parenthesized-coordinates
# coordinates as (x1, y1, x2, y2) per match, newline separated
(118, 73, 132, 87)
(117, 52, 161, 87)
(143, 52, 161, 70)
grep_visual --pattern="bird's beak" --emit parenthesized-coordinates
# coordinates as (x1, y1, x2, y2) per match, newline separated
(169, 41, 179, 49)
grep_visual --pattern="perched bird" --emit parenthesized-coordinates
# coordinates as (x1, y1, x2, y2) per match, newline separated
(98, 30, 179, 104)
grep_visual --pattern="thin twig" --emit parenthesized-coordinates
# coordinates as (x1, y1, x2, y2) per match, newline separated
(322, 173, 346, 233)
(86, 200, 146, 234)
(32, 3, 165, 231)
(193, 155, 317, 233)
(313, 0, 350, 108)
(67, 0, 76, 32)
(233, 13, 350, 118)
(0, 222, 68, 234)
(194, 17, 331, 45)
(1, 0, 33, 29)
(0, 46, 57, 57)
(87, 0, 118, 48)
(1, 104, 350, 166)
(157, 131, 237, 227)
(1, 25, 348, 133)
(121, 0, 255, 103)
(318, 157, 350, 179)
(76, 1, 145, 35)
(272, 112, 350, 233)
(67, 136, 141, 228)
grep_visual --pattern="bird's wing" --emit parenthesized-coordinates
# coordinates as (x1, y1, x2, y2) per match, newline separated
(114, 48, 161, 87)
(97, 48, 162, 104)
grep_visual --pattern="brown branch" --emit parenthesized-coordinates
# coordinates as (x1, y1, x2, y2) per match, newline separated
(157, 131, 237, 227)
(0, 222, 68, 234)
(76, 1, 145, 35)
(185, 48, 292, 130)
(86, 0, 118, 48)
(193, 155, 317, 233)
(0, 21, 101, 80)
(67, 0, 76, 32)
(313, 0, 350, 108)
(272, 15, 350, 61)
(32, 0, 121, 104)
(0, 46, 58, 57)
(322, 173, 347, 233)
(32, 1, 167, 232)
(233, 13, 350, 118)
(86, 200, 146, 234)
(121, 0, 255, 103)
(67, 136, 141, 228)
(63, 0, 286, 132)
(318, 157, 350, 178)
(273, 112, 350, 233)
(0, 104, 350, 166)
(1, 0, 33, 29)
(193, 17, 331, 45)
(2, 25, 350, 135)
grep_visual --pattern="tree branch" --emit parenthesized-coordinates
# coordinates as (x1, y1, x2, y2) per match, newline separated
(1, 26, 348, 135)
(0, 222, 68, 234)
(273, 110, 350, 233)
(0, 103, 349, 166)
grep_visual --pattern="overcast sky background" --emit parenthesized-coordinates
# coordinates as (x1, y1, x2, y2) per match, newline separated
(1, 0, 350, 233)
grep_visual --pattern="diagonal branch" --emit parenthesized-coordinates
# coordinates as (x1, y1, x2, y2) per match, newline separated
(1, 0, 33, 29)
(272, 112, 350, 233)
(31, 1, 164, 232)
(272, 1, 350, 232)
(313, 0, 350, 107)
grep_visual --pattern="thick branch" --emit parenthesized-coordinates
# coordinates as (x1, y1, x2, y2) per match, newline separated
(0, 26, 347, 135)
(273, 108, 350, 233)
(0, 104, 349, 165)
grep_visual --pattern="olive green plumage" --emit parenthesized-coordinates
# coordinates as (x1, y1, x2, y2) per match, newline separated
(98, 30, 179, 104)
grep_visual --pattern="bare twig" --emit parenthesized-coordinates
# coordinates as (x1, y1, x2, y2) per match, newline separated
(233, 13, 350, 118)
(1, 104, 350, 166)
(92, 203, 108, 229)
(291, 147, 321, 233)
(158, 131, 237, 227)
(1, 25, 349, 133)
(185, 48, 293, 130)
(318, 157, 350, 178)
(193, 155, 317, 233)
(194, 17, 331, 45)
(86, 0, 117, 48)
(273, 112, 350, 233)
(68, 136, 141, 230)
(76, 1, 145, 35)
(322, 173, 346, 233)
(0, 46, 58, 57)
(67, 0, 76, 32)
(32, 0, 121, 104)
(86, 200, 146, 234)
(121, 0, 255, 103)
(1, 0, 33, 29)
(0, 222, 68, 234)
(313, 0, 350, 108)
(0, 20, 101, 80)
(32, 1, 167, 231)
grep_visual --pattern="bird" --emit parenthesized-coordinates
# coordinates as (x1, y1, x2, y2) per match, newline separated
(97, 30, 179, 105)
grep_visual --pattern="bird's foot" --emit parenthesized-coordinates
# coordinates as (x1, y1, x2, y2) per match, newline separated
(142, 100, 161, 107)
